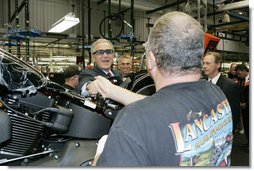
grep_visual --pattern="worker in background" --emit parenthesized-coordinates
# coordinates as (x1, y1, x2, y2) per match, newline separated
(62, 65, 81, 92)
(118, 54, 133, 78)
(227, 63, 238, 82)
(235, 63, 249, 153)
(92, 11, 233, 166)
(227, 62, 243, 134)
(203, 52, 241, 135)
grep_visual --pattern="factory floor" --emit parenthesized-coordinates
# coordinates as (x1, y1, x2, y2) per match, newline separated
(231, 132, 250, 167)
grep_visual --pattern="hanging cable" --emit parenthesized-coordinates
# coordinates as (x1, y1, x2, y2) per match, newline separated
(99, 13, 124, 40)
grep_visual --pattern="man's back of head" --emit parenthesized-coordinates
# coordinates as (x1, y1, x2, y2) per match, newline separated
(147, 12, 204, 76)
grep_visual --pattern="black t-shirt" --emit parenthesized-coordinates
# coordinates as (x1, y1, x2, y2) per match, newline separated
(96, 80, 233, 166)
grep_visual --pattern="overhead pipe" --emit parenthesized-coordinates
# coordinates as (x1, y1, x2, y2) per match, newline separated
(231, 29, 249, 33)
(43, 38, 62, 48)
(217, 0, 248, 12)
(228, 12, 249, 22)
(45, 32, 68, 39)
(207, 11, 223, 17)
(118, 7, 131, 14)
(146, 0, 186, 14)
(209, 20, 248, 28)
(96, 0, 107, 5)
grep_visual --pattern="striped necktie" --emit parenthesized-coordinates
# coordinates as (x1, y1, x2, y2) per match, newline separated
(107, 72, 112, 77)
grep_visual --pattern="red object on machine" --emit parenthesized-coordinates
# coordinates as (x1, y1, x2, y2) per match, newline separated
(204, 32, 220, 54)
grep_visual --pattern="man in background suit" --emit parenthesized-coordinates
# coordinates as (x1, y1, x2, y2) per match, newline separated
(203, 52, 241, 134)
(118, 54, 133, 77)
(235, 64, 249, 151)
(77, 38, 121, 96)
(227, 63, 238, 82)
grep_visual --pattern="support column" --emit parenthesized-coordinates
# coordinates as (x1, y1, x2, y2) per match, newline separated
(25, 0, 30, 63)
(81, 0, 85, 68)
(15, 0, 21, 59)
(88, 0, 91, 64)
(108, 0, 112, 40)
(130, 0, 134, 57)
(8, 0, 12, 53)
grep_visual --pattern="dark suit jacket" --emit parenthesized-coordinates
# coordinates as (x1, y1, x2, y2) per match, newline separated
(77, 66, 121, 94)
(216, 75, 241, 131)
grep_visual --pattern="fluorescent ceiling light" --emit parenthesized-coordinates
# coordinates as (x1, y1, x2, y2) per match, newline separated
(49, 12, 80, 33)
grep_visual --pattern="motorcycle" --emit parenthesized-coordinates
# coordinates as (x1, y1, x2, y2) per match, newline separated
(0, 48, 155, 166)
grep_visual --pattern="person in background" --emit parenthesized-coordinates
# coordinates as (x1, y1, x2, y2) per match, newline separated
(86, 62, 94, 69)
(118, 54, 133, 77)
(92, 11, 233, 166)
(235, 63, 249, 152)
(203, 52, 241, 134)
(227, 63, 238, 82)
(62, 65, 81, 92)
(227, 63, 244, 134)
(77, 38, 121, 97)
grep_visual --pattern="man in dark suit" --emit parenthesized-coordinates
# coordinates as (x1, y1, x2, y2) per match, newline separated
(235, 64, 249, 150)
(227, 63, 238, 82)
(203, 52, 241, 134)
(77, 38, 121, 96)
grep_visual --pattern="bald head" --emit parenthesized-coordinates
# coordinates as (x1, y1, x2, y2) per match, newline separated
(147, 12, 204, 76)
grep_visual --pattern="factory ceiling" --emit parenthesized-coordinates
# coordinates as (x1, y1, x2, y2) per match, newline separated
(0, 0, 250, 62)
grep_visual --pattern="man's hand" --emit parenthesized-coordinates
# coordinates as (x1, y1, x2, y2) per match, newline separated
(86, 79, 104, 97)
(240, 102, 246, 109)
(86, 76, 114, 98)
(88, 76, 146, 106)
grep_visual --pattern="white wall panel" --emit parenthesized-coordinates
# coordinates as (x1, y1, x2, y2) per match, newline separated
(0, 0, 162, 42)
(217, 38, 249, 53)
(31, 0, 70, 32)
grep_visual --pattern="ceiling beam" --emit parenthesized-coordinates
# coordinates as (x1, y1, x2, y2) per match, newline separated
(145, 0, 186, 14)
(217, 0, 249, 12)
(9, 0, 26, 23)
(96, 0, 107, 5)
(209, 20, 248, 28)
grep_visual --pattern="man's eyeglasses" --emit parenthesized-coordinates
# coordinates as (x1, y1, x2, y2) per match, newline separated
(93, 49, 114, 56)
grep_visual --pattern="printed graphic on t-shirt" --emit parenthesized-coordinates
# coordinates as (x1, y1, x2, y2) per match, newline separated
(169, 99, 233, 166)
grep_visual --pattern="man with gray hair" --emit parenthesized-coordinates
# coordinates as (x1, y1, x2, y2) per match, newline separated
(77, 38, 120, 96)
(118, 54, 133, 77)
(93, 12, 233, 166)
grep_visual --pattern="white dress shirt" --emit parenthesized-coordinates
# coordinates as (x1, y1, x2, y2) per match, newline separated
(209, 73, 221, 84)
